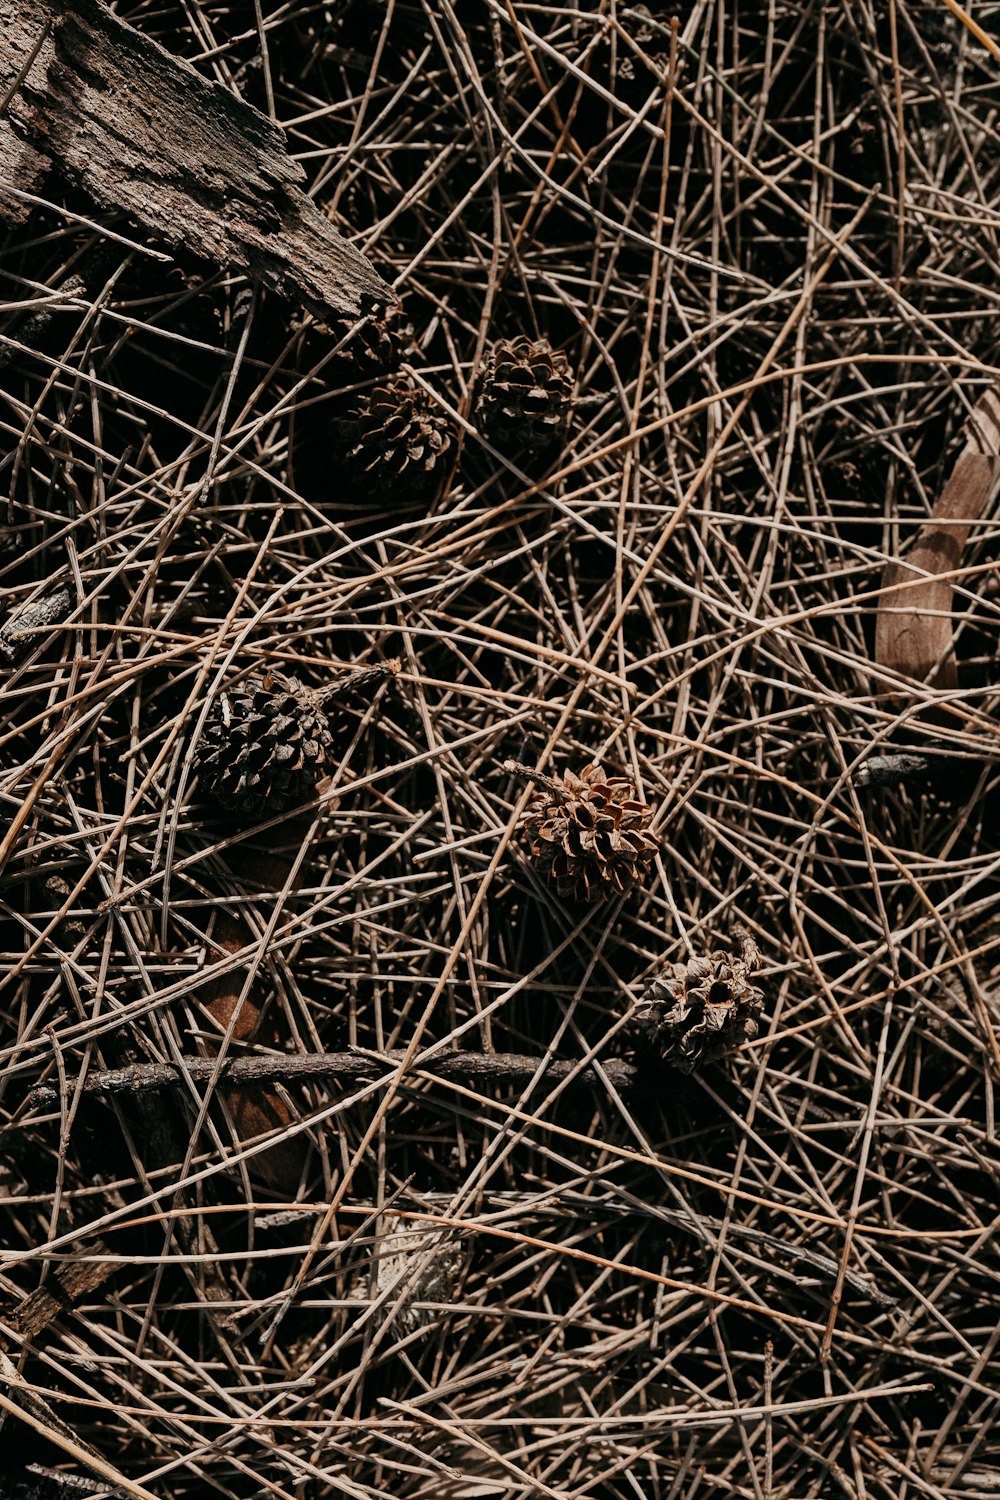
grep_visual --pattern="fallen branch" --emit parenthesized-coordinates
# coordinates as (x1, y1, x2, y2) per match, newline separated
(0, 0, 387, 317)
(853, 750, 995, 790)
(29, 1050, 644, 1110)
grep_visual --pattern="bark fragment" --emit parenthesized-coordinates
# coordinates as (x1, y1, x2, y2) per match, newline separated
(0, 0, 386, 318)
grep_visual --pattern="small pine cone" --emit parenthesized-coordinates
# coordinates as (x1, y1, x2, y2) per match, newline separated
(476, 336, 574, 454)
(342, 376, 455, 496)
(195, 672, 334, 819)
(345, 300, 415, 375)
(514, 761, 658, 903)
(633, 931, 764, 1073)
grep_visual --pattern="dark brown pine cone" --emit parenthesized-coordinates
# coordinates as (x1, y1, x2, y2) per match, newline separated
(632, 931, 764, 1073)
(511, 761, 658, 902)
(195, 672, 334, 819)
(475, 336, 574, 454)
(342, 376, 455, 496)
(344, 299, 416, 375)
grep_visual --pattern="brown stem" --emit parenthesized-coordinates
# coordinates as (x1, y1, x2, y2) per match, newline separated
(502, 759, 563, 796)
(315, 658, 401, 707)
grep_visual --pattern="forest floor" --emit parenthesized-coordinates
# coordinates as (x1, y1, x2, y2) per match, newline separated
(1, 3, 999, 1498)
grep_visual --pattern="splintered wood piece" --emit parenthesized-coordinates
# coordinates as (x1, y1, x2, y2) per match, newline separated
(7, 1239, 114, 1338)
(0, 0, 387, 318)
(0, 1348, 159, 1500)
(876, 387, 1000, 691)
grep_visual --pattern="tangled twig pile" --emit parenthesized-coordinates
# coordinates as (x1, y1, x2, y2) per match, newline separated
(2, 3, 1000, 1498)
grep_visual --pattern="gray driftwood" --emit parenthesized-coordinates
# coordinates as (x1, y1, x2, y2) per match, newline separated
(0, 0, 386, 317)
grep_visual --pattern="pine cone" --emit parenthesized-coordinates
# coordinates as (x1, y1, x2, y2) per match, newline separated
(344, 299, 415, 375)
(512, 761, 658, 902)
(195, 672, 334, 818)
(342, 376, 455, 496)
(633, 931, 764, 1073)
(476, 336, 574, 454)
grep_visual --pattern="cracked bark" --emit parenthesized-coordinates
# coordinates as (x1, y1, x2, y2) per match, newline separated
(0, 0, 386, 317)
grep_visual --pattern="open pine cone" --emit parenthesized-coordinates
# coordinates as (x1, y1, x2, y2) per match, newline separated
(512, 761, 658, 902)
(475, 336, 574, 454)
(632, 931, 764, 1073)
(342, 376, 455, 496)
(195, 671, 334, 819)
